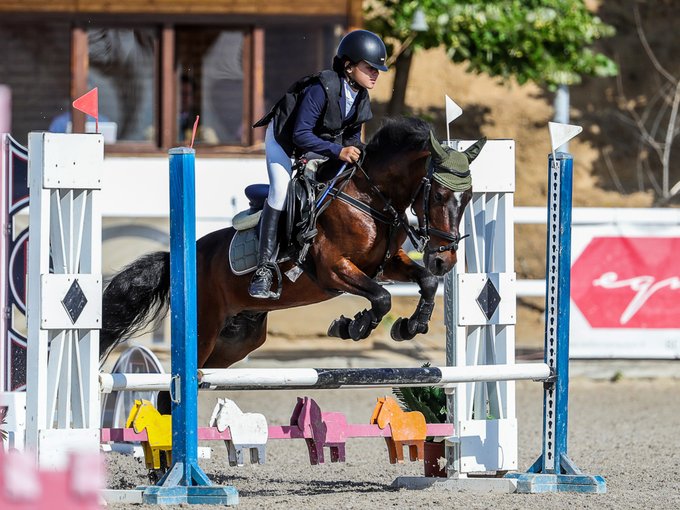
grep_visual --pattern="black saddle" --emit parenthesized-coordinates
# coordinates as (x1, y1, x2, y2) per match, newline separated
(229, 159, 354, 280)
(240, 161, 328, 265)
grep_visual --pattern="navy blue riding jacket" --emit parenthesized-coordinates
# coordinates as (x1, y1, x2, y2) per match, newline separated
(292, 81, 362, 159)
(253, 70, 372, 158)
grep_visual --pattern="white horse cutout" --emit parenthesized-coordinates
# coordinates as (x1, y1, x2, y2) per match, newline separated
(209, 398, 268, 466)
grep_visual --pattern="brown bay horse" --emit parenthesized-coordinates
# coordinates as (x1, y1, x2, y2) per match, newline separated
(100, 117, 485, 370)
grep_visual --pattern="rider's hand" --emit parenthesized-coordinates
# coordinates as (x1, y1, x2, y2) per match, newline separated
(339, 146, 361, 164)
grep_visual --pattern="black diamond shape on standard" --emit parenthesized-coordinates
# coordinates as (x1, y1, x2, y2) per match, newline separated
(62, 279, 87, 325)
(476, 278, 501, 320)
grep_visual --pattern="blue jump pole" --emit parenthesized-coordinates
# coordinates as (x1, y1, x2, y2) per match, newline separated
(142, 147, 238, 505)
(506, 153, 606, 493)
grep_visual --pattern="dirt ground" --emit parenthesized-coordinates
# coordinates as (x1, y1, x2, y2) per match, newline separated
(104, 376, 680, 509)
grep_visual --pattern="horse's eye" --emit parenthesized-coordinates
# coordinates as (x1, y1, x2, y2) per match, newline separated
(434, 191, 445, 202)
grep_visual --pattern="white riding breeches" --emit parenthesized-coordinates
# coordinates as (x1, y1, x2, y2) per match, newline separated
(265, 123, 293, 211)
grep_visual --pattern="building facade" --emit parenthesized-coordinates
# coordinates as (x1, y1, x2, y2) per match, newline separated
(0, 0, 362, 151)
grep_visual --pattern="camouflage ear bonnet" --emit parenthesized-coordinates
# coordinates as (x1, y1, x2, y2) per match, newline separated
(431, 151, 471, 191)
(427, 131, 486, 192)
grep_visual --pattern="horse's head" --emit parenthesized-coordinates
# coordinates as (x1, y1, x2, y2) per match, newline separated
(413, 131, 486, 276)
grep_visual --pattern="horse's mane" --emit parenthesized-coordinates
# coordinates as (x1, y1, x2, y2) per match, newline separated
(364, 117, 432, 164)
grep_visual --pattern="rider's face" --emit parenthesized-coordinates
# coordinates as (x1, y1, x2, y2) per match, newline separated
(348, 61, 380, 90)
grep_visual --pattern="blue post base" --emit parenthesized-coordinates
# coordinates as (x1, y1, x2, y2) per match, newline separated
(505, 454, 606, 494)
(139, 462, 239, 505)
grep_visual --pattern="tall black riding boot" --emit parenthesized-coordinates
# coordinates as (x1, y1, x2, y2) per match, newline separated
(248, 203, 282, 299)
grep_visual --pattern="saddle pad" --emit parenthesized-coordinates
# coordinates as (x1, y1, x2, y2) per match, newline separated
(229, 228, 259, 275)
(232, 209, 261, 231)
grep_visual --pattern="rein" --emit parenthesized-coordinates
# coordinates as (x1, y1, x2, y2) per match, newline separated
(335, 158, 469, 255)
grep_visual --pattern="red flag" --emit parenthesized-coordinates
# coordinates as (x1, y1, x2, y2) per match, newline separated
(72, 88, 99, 132)
(190, 115, 200, 148)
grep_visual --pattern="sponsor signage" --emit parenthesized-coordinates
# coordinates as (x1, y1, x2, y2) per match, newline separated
(570, 226, 680, 358)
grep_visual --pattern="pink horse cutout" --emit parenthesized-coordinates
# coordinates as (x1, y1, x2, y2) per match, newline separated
(290, 397, 348, 465)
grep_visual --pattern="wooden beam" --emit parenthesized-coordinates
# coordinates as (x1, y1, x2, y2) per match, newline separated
(0, 1, 76, 12)
(251, 27, 265, 146)
(346, 0, 363, 31)
(70, 25, 88, 134)
(0, 1, 349, 15)
(160, 25, 175, 149)
(242, 30, 253, 146)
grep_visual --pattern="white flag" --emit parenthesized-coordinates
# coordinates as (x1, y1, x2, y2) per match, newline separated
(445, 95, 462, 124)
(548, 122, 582, 151)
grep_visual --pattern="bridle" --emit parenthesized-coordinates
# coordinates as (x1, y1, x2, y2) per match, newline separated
(328, 155, 470, 255)
(407, 156, 471, 254)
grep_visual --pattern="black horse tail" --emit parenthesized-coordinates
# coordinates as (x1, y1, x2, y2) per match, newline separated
(100, 251, 170, 363)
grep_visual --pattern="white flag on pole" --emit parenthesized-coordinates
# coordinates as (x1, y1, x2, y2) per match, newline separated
(548, 122, 582, 152)
(445, 95, 462, 124)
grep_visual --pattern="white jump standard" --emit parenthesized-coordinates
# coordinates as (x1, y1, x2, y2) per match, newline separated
(25, 133, 103, 470)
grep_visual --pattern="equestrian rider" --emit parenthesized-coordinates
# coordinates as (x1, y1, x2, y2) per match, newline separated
(249, 29, 388, 299)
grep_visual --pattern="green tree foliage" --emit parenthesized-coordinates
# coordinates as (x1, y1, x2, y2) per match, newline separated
(365, 0, 618, 113)
(365, 0, 442, 55)
(439, 1, 618, 88)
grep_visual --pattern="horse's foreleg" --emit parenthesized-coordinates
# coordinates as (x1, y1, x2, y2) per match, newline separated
(321, 258, 392, 341)
(381, 250, 438, 341)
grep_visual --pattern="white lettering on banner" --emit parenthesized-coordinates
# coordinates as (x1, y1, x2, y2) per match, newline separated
(592, 272, 680, 324)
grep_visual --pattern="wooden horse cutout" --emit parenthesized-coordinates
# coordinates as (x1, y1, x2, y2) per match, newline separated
(370, 396, 426, 464)
(290, 397, 348, 464)
(209, 397, 268, 466)
(125, 399, 172, 475)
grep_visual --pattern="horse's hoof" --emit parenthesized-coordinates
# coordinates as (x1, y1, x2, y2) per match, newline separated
(390, 318, 427, 341)
(348, 320, 368, 341)
(348, 310, 376, 341)
(328, 315, 351, 339)
(390, 318, 413, 341)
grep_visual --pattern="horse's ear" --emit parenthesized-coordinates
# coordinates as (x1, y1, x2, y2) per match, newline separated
(428, 130, 448, 162)
(464, 137, 487, 163)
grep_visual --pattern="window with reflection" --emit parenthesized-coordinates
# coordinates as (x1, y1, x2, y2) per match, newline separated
(176, 28, 244, 145)
(87, 27, 157, 143)
(0, 20, 343, 151)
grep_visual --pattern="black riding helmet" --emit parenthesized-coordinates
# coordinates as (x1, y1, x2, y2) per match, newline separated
(336, 30, 388, 72)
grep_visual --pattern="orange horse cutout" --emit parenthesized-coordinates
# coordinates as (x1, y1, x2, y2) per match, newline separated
(125, 399, 172, 473)
(370, 397, 427, 464)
